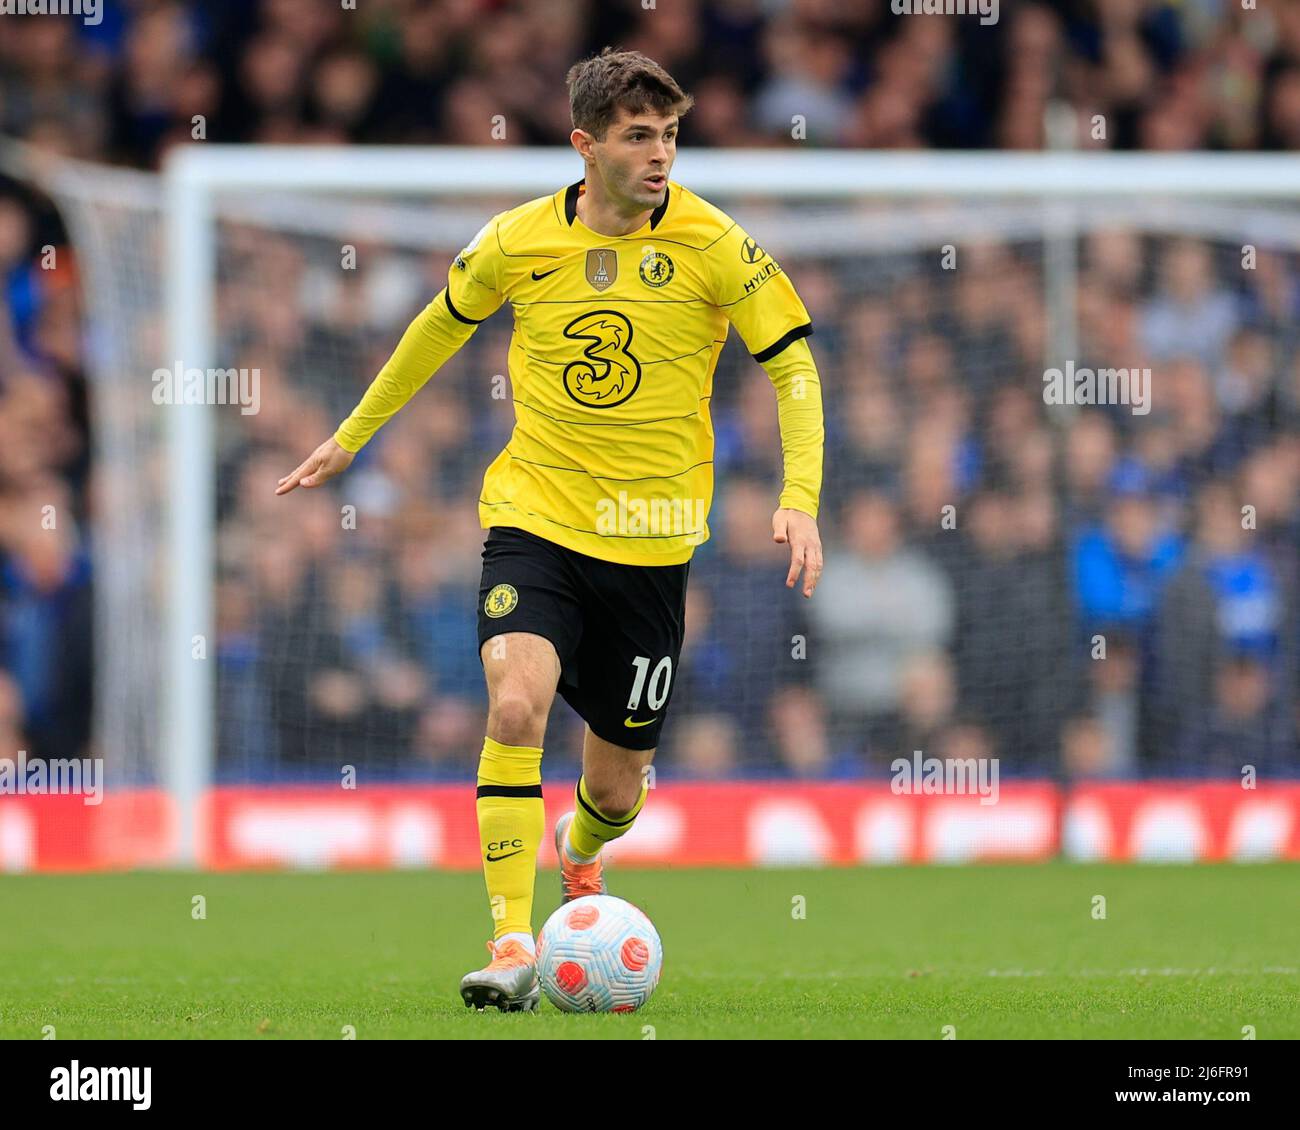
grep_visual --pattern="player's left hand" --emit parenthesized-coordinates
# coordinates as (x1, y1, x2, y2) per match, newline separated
(772, 508, 823, 599)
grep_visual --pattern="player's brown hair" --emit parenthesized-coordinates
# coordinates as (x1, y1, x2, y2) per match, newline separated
(566, 47, 694, 140)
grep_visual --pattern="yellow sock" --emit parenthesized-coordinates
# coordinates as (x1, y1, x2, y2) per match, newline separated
(476, 736, 544, 940)
(566, 774, 647, 860)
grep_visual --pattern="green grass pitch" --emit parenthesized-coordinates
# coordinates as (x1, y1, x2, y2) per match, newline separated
(1, 864, 1297, 1039)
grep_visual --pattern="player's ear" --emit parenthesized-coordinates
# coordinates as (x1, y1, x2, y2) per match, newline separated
(570, 128, 594, 161)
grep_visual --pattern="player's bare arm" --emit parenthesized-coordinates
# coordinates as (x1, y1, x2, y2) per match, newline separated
(773, 507, 823, 599)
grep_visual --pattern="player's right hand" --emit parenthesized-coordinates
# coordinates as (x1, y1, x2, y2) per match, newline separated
(275, 437, 354, 495)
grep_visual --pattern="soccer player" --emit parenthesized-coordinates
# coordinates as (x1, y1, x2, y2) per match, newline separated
(276, 48, 824, 1011)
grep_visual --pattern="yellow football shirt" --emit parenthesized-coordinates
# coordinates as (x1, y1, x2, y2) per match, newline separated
(337, 178, 822, 566)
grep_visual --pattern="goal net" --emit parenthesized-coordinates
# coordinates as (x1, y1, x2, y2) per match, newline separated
(15, 146, 1300, 860)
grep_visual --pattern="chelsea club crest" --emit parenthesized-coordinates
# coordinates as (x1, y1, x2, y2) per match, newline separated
(639, 251, 674, 288)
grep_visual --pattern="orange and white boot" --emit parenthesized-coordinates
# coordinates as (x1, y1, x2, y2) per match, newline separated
(555, 811, 608, 904)
(459, 938, 539, 1012)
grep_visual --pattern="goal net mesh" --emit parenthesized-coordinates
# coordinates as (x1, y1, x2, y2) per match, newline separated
(34, 160, 1300, 786)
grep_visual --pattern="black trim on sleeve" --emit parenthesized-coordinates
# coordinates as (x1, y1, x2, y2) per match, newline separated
(476, 784, 544, 799)
(752, 322, 813, 363)
(445, 287, 487, 325)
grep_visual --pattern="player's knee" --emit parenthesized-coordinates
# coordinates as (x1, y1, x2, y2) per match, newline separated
(487, 692, 547, 746)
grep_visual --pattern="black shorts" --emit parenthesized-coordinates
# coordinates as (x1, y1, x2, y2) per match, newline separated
(476, 526, 689, 751)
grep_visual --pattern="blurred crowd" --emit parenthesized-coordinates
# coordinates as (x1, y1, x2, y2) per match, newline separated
(801, 235, 1299, 780)
(201, 224, 1300, 783)
(9, 0, 1300, 158)
(0, 188, 92, 764)
(0, 0, 1296, 780)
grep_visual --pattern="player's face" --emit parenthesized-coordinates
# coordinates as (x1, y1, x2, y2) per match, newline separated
(591, 108, 677, 212)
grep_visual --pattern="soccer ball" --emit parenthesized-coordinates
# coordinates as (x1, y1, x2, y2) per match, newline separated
(536, 895, 663, 1013)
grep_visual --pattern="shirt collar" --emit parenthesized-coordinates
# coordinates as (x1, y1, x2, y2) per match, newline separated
(563, 178, 671, 231)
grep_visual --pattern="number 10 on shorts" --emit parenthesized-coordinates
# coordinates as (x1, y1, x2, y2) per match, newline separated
(627, 655, 673, 711)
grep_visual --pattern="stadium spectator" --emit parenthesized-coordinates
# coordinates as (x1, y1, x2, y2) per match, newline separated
(687, 476, 810, 763)
(1155, 481, 1290, 759)
(672, 712, 740, 780)
(1061, 713, 1129, 781)
(1071, 459, 1186, 637)
(1139, 240, 1239, 370)
(873, 650, 958, 769)
(949, 488, 1074, 770)
(1082, 631, 1142, 778)
(809, 488, 954, 737)
(1175, 652, 1295, 774)
(0, 481, 93, 761)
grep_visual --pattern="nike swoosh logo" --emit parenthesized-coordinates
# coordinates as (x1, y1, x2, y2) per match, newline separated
(531, 266, 562, 280)
(485, 849, 525, 862)
(624, 716, 657, 728)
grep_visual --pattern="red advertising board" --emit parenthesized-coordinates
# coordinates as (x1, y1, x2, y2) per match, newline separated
(3, 780, 1299, 871)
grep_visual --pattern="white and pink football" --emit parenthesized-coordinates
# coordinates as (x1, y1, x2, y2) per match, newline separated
(536, 895, 663, 1013)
